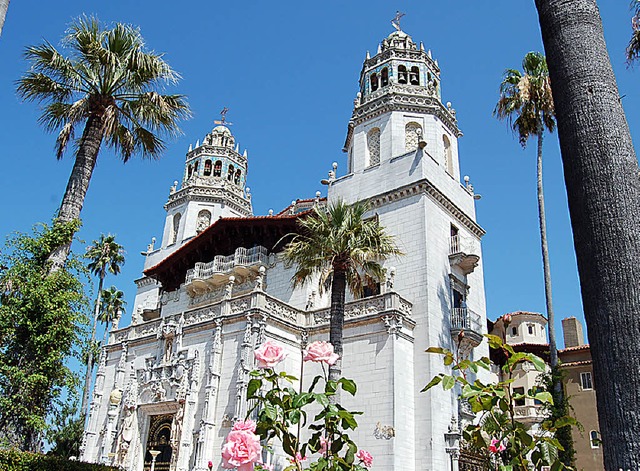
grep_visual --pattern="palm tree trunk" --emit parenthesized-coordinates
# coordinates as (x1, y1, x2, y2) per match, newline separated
(535, 0, 640, 467)
(0, 0, 10, 37)
(48, 115, 103, 272)
(81, 275, 104, 419)
(536, 130, 558, 369)
(328, 268, 346, 386)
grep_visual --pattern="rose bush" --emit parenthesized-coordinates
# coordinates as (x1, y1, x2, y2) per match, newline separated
(218, 339, 370, 471)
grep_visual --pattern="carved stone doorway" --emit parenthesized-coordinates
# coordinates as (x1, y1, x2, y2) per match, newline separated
(144, 414, 174, 470)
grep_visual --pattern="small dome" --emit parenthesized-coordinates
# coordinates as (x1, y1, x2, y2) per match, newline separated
(212, 125, 232, 136)
(381, 30, 417, 52)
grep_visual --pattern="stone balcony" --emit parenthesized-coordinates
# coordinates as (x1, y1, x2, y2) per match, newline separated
(449, 235, 480, 275)
(185, 246, 271, 295)
(514, 404, 546, 426)
(110, 290, 414, 345)
(450, 307, 483, 350)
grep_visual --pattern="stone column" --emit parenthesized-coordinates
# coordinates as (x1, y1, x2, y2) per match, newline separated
(196, 319, 223, 470)
(82, 348, 107, 462)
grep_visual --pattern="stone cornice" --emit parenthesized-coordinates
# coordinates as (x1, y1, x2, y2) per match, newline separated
(367, 179, 485, 238)
(186, 145, 244, 163)
(352, 91, 461, 138)
(165, 186, 252, 215)
(135, 276, 160, 288)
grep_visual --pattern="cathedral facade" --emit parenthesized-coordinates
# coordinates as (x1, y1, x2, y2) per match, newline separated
(81, 27, 489, 471)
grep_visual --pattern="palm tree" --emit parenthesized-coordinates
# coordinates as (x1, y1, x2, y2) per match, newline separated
(283, 200, 401, 383)
(99, 286, 126, 346)
(0, 0, 10, 37)
(535, 0, 640, 466)
(81, 235, 125, 418)
(494, 52, 559, 370)
(17, 16, 190, 271)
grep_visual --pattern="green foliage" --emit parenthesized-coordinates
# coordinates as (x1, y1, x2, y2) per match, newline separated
(627, 2, 640, 62)
(423, 335, 577, 471)
(282, 200, 402, 297)
(0, 449, 117, 471)
(46, 403, 84, 459)
(0, 221, 89, 451)
(17, 16, 191, 162)
(248, 367, 368, 471)
(539, 367, 577, 468)
(494, 51, 555, 146)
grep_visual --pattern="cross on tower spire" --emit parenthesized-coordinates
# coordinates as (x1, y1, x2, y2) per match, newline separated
(391, 11, 405, 31)
(214, 107, 233, 126)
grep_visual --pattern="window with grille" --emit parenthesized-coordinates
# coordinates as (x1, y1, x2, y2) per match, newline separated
(580, 371, 593, 390)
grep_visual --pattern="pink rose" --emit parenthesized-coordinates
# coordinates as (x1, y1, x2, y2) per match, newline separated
(208, 461, 213, 470)
(318, 436, 329, 455)
(289, 452, 307, 464)
(221, 430, 262, 471)
(503, 313, 513, 325)
(232, 419, 257, 433)
(488, 438, 506, 453)
(254, 340, 287, 368)
(356, 449, 373, 468)
(303, 341, 340, 365)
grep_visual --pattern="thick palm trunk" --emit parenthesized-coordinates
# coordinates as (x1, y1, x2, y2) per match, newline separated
(536, 131, 558, 369)
(48, 115, 103, 272)
(535, 1, 640, 467)
(81, 276, 104, 419)
(328, 269, 346, 386)
(0, 0, 10, 37)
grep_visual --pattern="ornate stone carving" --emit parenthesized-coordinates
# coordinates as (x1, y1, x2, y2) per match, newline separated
(374, 422, 395, 440)
(383, 314, 403, 337)
(265, 298, 299, 322)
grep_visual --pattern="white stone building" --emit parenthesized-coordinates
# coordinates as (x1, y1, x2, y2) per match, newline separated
(81, 27, 489, 471)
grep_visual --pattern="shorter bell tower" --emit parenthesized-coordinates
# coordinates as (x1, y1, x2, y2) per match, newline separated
(144, 122, 252, 271)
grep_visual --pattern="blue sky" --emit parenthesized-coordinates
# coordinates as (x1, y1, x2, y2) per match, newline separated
(0, 1, 637, 348)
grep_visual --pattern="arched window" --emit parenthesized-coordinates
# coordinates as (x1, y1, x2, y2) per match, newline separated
(227, 164, 234, 181)
(213, 160, 222, 177)
(187, 164, 193, 179)
(196, 209, 211, 234)
(443, 135, 454, 175)
(234, 169, 242, 185)
(194, 161, 199, 174)
(204, 160, 212, 176)
(410, 66, 420, 85)
(381, 68, 389, 87)
(171, 213, 181, 245)
(367, 128, 381, 167)
(405, 122, 423, 152)
(590, 431, 600, 449)
(398, 65, 408, 84)
(370, 73, 379, 92)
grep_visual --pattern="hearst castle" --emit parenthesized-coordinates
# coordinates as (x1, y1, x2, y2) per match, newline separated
(81, 26, 489, 471)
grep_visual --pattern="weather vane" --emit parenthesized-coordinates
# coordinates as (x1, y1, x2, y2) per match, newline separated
(214, 107, 233, 126)
(391, 11, 405, 31)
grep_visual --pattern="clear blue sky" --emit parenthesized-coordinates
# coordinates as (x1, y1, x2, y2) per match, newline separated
(0, 1, 637, 348)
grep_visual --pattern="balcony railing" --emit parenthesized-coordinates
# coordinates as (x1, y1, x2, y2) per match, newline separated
(449, 235, 480, 274)
(185, 246, 270, 287)
(450, 307, 483, 348)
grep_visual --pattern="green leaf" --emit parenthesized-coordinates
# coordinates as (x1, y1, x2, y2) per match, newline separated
(485, 334, 504, 349)
(528, 354, 547, 373)
(425, 346, 447, 354)
(247, 378, 261, 398)
(421, 375, 442, 392)
(444, 354, 454, 366)
(339, 378, 357, 395)
(442, 375, 455, 390)
(534, 391, 553, 405)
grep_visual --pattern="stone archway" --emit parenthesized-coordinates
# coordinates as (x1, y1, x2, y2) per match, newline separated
(144, 414, 174, 470)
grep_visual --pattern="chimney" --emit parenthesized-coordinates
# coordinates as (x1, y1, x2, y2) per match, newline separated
(562, 317, 585, 348)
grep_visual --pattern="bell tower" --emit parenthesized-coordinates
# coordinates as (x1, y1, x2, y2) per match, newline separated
(144, 122, 252, 271)
(342, 25, 462, 180)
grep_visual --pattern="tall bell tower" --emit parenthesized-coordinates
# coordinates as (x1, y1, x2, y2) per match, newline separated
(329, 22, 488, 471)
